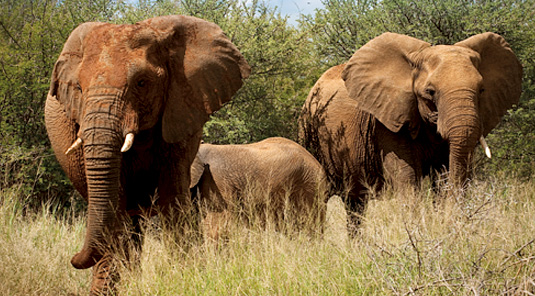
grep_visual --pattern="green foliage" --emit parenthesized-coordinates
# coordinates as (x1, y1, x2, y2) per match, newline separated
(205, 3, 315, 143)
(304, 0, 535, 63)
(482, 99, 535, 179)
(301, 0, 382, 64)
(173, 0, 318, 143)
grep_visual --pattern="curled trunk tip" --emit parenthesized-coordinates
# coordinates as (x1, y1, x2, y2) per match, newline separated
(71, 248, 102, 269)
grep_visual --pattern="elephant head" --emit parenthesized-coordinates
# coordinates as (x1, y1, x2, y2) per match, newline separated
(48, 15, 250, 269)
(342, 32, 522, 184)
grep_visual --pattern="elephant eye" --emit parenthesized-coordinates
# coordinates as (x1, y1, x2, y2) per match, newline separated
(426, 88, 436, 97)
(137, 79, 146, 88)
(480, 88, 485, 94)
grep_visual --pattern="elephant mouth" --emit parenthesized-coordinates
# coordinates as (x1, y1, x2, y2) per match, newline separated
(427, 111, 438, 124)
(65, 133, 135, 155)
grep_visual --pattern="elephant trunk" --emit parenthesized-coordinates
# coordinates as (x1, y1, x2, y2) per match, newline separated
(441, 95, 481, 186)
(71, 89, 125, 269)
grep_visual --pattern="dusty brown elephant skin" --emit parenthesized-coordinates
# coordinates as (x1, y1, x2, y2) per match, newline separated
(44, 15, 249, 294)
(190, 137, 327, 240)
(299, 32, 522, 232)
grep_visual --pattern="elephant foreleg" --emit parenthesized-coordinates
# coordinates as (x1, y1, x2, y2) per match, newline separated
(127, 215, 144, 267)
(157, 141, 201, 246)
(90, 254, 119, 296)
(89, 216, 143, 295)
(382, 150, 420, 189)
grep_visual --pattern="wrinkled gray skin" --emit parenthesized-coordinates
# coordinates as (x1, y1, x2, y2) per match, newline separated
(45, 15, 249, 295)
(299, 32, 522, 234)
(190, 137, 328, 240)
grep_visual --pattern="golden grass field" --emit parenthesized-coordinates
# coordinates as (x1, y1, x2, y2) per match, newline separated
(1, 176, 534, 295)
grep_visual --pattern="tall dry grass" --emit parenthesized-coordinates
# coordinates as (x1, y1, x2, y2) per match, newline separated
(0, 186, 91, 295)
(1, 176, 534, 295)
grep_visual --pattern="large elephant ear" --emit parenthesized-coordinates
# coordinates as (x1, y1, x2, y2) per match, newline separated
(49, 22, 104, 122)
(143, 15, 251, 143)
(342, 33, 430, 138)
(455, 33, 523, 136)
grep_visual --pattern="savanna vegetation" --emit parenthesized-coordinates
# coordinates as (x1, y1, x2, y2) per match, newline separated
(1, 0, 534, 294)
(2, 176, 535, 294)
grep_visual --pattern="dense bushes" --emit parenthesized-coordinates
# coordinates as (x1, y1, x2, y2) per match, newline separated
(1, 0, 534, 206)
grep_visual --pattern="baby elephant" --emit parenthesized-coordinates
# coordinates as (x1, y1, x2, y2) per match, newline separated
(190, 137, 327, 240)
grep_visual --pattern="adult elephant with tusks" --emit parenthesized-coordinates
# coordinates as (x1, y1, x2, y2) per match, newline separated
(299, 32, 522, 234)
(44, 15, 250, 294)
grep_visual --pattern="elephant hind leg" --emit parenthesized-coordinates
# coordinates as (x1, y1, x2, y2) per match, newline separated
(287, 188, 326, 236)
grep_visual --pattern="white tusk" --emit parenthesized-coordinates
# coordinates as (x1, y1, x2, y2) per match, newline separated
(479, 136, 491, 159)
(121, 133, 134, 153)
(65, 138, 83, 155)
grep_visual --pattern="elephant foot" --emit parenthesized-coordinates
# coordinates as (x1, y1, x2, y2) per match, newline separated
(90, 254, 119, 296)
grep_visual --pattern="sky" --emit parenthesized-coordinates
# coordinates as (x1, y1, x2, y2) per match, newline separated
(266, 0, 324, 24)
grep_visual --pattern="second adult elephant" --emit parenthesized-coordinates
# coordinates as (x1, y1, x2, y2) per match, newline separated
(299, 32, 522, 232)
(190, 137, 327, 240)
